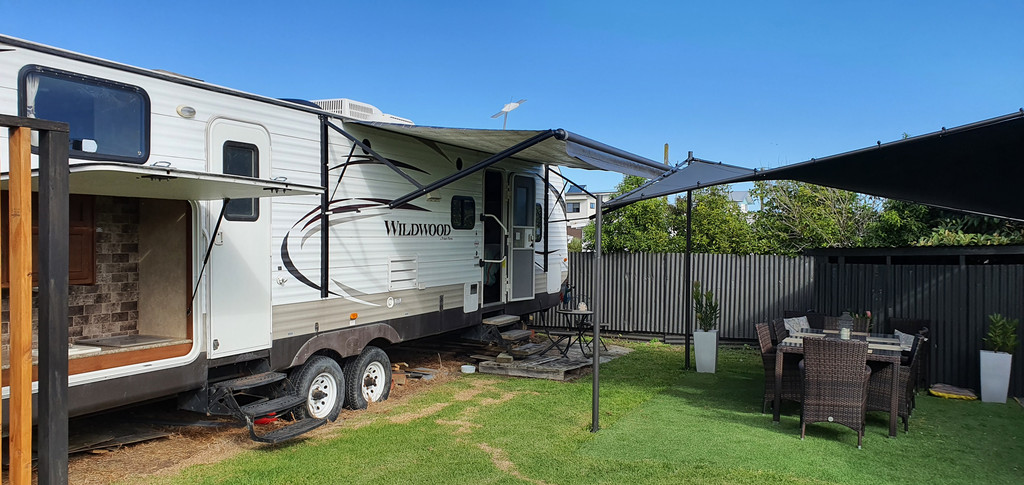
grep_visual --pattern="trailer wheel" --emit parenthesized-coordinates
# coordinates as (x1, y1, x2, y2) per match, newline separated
(344, 346, 392, 409)
(291, 355, 345, 421)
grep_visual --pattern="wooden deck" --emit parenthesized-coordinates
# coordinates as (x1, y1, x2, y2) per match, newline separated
(477, 341, 631, 381)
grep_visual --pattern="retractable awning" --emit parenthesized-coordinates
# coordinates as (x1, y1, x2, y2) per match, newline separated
(605, 110, 1024, 221)
(345, 122, 668, 207)
(1, 162, 323, 200)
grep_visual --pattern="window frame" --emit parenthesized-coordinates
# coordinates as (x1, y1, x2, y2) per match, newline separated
(18, 64, 151, 164)
(222, 141, 260, 222)
(567, 202, 581, 213)
(451, 195, 476, 230)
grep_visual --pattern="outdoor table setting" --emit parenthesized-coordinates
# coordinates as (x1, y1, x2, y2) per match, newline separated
(541, 307, 600, 358)
(774, 327, 904, 437)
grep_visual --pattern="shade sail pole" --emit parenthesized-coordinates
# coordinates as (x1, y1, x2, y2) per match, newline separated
(684, 152, 693, 370)
(592, 194, 602, 433)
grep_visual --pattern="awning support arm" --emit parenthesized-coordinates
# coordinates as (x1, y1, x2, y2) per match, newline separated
(553, 169, 597, 199)
(188, 199, 229, 316)
(389, 129, 565, 209)
(325, 121, 424, 190)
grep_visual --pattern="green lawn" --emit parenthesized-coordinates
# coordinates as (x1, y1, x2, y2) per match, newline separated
(156, 343, 1024, 484)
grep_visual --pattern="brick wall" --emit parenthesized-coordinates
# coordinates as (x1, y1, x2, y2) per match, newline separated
(1, 196, 140, 354)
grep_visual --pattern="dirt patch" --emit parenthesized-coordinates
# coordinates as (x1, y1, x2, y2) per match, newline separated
(387, 402, 451, 424)
(22, 348, 471, 485)
(476, 442, 551, 485)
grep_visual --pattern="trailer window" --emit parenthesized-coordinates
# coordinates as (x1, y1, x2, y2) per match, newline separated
(223, 142, 259, 221)
(451, 196, 475, 230)
(19, 65, 150, 163)
(535, 203, 544, 241)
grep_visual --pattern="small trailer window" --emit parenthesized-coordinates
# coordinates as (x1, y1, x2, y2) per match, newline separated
(451, 196, 475, 230)
(19, 65, 150, 163)
(223, 142, 259, 221)
(535, 203, 544, 241)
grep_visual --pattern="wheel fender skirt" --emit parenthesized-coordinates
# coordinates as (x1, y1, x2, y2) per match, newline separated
(289, 323, 402, 367)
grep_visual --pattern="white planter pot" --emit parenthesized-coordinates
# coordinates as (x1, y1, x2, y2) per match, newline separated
(980, 350, 1013, 403)
(694, 329, 718, 373)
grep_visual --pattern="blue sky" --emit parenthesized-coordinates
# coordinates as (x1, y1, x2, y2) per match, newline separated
(3, 1, 1022, 192)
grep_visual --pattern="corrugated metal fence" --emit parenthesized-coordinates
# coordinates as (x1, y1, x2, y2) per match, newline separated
(541, 251, 1023, 397)
(813, 260, 1024, 398)
(543, 252, 815, 340)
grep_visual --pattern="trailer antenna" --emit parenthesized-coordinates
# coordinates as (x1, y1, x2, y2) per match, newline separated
(490, 98, 527, 130)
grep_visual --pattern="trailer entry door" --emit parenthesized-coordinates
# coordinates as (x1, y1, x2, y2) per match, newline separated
(509, 174, 536, 301)
(208, 119, 273, 358)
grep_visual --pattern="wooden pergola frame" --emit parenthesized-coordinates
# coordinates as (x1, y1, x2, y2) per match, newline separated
(2, 114, 70, 485)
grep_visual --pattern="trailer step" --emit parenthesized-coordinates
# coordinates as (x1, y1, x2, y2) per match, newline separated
(240, 394, 305, 418)
(248, 417, 327, 444)
(214, 372, 288, 392)
(500, 329, 533, 341)
(483, 315, 520, 326)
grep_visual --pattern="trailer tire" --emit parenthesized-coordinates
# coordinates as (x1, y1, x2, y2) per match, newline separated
(291, 355, 345, 422)
(344, 346, 392, 410)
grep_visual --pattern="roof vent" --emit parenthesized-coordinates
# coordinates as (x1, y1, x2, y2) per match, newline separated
(311, 98, 414, 125)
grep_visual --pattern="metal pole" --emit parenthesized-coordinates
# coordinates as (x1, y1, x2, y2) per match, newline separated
(320, 116, 330, 298)
(684, 189, 692, 370)
(684, 151, 694, 370)
(592, 194, 602, 433)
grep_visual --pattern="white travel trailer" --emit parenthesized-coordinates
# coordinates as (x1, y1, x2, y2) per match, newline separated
(0, 35, 666, 442)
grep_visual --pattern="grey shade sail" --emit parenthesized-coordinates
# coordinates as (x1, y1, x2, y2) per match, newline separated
(1, 162, 324, 200)
(605, 159, 758, 209)
(603, 110, 1024, 221)
(349, 122, 667, 179)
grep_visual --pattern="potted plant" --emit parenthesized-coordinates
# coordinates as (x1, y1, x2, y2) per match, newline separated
(692, 281, 720, 373)
(980, 313, 1019, 403)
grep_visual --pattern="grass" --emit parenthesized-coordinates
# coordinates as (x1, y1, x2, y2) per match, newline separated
(154, 343, 1024, 484)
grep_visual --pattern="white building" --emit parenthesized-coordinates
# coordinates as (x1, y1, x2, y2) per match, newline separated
(564, 185, 614, 229)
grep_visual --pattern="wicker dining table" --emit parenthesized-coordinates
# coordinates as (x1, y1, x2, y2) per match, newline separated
(774, 328, 904, 437)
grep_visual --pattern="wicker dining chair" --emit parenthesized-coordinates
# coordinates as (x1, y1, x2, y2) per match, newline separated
(770, 318, 789, 345)
(756, 323, 802, 413)
(867, 335, 922, 432)
(821, 316, 841, 331)
(890, 318, 931, 390)
(801, 338, 872, 448)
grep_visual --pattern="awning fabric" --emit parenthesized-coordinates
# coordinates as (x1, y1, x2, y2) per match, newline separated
(349, 122, 667, 179)
(606, 110, 1024, 221)
(1, 162, 323, 200)
(606, 159, 757, 209)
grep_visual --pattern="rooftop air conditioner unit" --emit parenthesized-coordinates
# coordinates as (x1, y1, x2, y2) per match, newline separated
(311, 98, 414, 125)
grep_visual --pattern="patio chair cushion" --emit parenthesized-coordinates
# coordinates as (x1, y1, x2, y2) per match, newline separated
(784, 316, 810, 335)
(894, 329, 915, 351)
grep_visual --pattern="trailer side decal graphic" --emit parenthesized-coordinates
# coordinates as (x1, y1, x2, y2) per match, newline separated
(280, 198, 434, 306)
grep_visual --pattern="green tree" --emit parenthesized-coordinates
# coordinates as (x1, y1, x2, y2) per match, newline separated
(867, 199, 1024, 247)
(866, 199, 935, 247)
(668, 186, 756, 254)
(582, 175, 670, 252)
(751, 180, 877, 255)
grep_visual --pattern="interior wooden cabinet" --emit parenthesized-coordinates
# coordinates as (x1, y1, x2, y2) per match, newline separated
(1, 192, 96, 286)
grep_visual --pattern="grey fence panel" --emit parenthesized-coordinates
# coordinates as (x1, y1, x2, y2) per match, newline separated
(543, 253, 815, 340)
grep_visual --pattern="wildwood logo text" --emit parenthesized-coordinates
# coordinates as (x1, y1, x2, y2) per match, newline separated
(384, 220, 453, 237)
